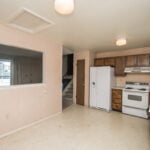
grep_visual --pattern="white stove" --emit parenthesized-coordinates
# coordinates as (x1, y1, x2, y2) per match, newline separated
(122, 82, 150, 119)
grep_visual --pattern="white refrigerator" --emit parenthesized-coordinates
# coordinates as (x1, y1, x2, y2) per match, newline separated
(90, 66, 115, 111)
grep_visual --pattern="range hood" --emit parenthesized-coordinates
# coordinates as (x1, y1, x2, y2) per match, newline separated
(124, 67, 150, 73)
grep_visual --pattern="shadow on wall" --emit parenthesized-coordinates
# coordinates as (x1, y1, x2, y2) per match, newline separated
(62, 54, 73, 77)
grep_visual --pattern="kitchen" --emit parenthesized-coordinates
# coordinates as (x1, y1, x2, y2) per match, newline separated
(0, 0, 150, 149)
(89, 48, 150, 119)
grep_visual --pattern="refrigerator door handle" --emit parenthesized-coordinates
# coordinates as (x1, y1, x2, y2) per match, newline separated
(92, 82, 96, 87)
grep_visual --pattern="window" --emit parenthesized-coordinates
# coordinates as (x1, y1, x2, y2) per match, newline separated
(128, 95, 142, 101)
(0, 59, 11, 86)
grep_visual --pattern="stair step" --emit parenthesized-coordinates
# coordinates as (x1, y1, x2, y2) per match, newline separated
(63, 95, 73, 98)
(67, 89, 73, 92)
(66, 88, 73, 91)
(65, 91, 72, 94)
(63, 96, 73, 99)
(63, 98, 73, 101)
(63, 92, 72, 95)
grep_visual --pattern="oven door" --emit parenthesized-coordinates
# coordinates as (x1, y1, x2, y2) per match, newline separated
(123, 90, 149, 109)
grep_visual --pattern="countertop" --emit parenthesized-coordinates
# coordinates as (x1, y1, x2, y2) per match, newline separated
(112, 86, 124, 90)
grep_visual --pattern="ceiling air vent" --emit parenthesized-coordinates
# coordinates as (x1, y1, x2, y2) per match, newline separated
(8, 8, 55, 33)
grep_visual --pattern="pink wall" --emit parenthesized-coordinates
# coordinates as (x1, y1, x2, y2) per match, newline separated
(0, 25, 62, 136)
(96, 47, 150, 58)
(96, 47, 150, 86)
(116, 74, 150, 87)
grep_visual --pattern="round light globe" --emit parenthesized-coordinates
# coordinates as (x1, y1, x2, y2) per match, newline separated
(116, 38, 127, 46)
(54, 0, 74, 15)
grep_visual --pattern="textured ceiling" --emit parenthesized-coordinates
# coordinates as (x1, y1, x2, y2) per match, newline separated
(0, 0, 150, 52)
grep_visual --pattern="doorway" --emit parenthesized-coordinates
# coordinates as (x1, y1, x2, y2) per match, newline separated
(62, 54, 74, 109)
(76, 59, 85, 105)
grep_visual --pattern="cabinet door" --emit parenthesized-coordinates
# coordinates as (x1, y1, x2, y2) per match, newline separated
(94, 59, 105, 66)
(115, 57, 126, 76)
(137, 54, 150, 67)
(112, 89, 122, 111)
(126, 55, 137, 67)
(112, 89, 122, 99)
(104, 58, 115, 66)
(112, 103, 122, 111)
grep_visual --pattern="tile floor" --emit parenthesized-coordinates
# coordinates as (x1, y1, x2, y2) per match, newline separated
(0, 105, 150, 150)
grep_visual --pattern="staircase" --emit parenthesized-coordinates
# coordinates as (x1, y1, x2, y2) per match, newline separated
(62, 80, 73, 109)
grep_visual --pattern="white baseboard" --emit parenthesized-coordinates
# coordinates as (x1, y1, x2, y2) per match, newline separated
(0, 112, 61, 139)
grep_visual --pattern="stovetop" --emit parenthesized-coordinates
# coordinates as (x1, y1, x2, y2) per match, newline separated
(138, 88, 147, 91)
(124, 82, 150, 93)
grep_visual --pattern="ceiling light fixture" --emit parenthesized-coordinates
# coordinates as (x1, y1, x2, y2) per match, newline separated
(116, 38, 127, 46)
(54, 0, 74, 15)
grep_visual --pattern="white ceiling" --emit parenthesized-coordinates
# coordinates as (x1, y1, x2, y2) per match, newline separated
(0, 0, 150, 52)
